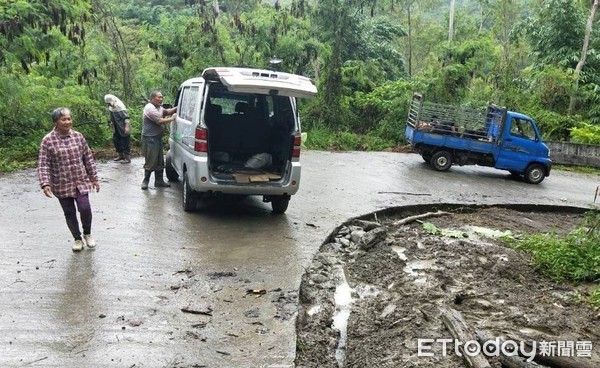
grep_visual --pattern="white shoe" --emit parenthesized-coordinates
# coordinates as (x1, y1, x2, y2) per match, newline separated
(72, 239, 84, 252)
(83, 234, 96, 249)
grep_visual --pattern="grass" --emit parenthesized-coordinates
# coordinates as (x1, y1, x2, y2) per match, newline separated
(553, 164, 600, 175)
(506, 210, 600, 308)
(304, 127, 395, 152)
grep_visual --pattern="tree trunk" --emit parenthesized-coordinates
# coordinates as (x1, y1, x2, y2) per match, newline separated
(95, 3, 135, 102)
(477, 331, 598, 368)
(392, 210, 451, 226)
(406, 0, 412, 77)
(569, 0, 598, 114)
(448, 0, 455, 44)
(213, 0, 220, 16)
(439, 306, 492, 368)
(500, 355, 543, 368)
(479, 1, 484, 33)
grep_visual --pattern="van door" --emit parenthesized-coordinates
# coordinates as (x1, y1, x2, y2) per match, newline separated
(173, 84, 202, 170)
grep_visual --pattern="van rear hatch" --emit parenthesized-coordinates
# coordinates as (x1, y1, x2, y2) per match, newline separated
(202, 67, 317, 99)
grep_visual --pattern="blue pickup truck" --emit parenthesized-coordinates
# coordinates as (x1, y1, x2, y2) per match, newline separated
(405, 93, 552, 184)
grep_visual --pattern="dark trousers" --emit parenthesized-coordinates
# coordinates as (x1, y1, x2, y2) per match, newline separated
(141, 136, 164, 171)
(113, 131, 131, 154)
(58, 191, 92, 240)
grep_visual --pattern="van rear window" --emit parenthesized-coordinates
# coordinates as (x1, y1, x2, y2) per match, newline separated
(206, 87, 292, 121)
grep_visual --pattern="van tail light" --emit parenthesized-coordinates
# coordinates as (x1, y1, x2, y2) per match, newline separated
(291, 134, 301, 158)
(195, 128, 208, 152)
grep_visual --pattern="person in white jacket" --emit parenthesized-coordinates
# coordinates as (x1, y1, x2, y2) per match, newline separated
(104, 94, 132, 163)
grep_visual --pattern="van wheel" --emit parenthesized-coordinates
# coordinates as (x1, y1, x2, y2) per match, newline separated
(182, 172, 197, 212)
(524, 164, 546, 184)
(430, 151, 452, 171)
(166, 155, 179, 182)
(271, 195, 290, 214)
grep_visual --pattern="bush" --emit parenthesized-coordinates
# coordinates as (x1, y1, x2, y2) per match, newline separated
(304, 125, 333, 150)
(506, 210, 600, 308)
(352, 79, 421, 144)
(570, 123, 600, 145)
(526, 107, 578, 141)
(304, 127, 394, 151)
(0, 74, 122, 172)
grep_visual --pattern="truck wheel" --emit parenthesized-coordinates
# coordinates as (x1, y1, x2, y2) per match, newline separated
(271, 195, 290, 214)
(430, 151, 452, 171)
(182, 172, 197, 212)
(165, 154, 179, 182)
(524, 164, 546, 184)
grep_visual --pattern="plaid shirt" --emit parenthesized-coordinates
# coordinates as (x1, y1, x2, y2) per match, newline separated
(38, 129, 98, 199)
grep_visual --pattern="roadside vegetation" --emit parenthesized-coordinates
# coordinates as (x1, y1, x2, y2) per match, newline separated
(554, 164, 600, 175)
(506, 210, 600, 308)
(1, 0, 600, 175)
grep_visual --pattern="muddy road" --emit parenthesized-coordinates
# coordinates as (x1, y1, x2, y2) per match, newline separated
(0, 151, 598, 368)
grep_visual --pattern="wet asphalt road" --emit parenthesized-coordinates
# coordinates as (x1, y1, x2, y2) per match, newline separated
(1, 151, 598, 368)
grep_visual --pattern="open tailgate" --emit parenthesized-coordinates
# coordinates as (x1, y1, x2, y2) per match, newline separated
(202, 67, 317, 99)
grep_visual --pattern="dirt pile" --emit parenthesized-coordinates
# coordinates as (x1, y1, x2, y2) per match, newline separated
(295, 204, 600, 368)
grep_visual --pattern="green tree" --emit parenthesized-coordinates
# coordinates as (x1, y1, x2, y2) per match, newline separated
(525, 0, 585, 68)
(0, 0, 91, 73)
(314, 0, 367, 106)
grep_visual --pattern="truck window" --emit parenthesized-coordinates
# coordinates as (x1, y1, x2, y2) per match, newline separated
(509, 118, 536, 140)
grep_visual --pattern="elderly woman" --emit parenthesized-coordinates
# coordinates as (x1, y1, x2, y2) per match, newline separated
(104, 94, 132, 163)
(38, 107, 100, 251)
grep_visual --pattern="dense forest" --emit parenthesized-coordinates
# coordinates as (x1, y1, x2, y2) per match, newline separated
(1, 0, 600, 171)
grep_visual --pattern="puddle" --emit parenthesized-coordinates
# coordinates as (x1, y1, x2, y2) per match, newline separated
(391, 246, 408, 261)
(519, 326, 558, 337)
(329, 266, 382, 367)
(465, 225, 512, 238)
(438, 225, 513, 247)
(332, 266, 353, 368)
(402, 259, 437, 286)
(414, 277, 429, 285)
(355, 284, 380, 299)
(403, 259, 436, 276)
(307, 305, 321, 316)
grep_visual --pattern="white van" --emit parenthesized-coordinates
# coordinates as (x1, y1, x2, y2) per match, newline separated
(166, 67, 317, 213)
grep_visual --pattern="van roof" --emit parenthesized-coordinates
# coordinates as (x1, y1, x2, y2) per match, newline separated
(201, 67, 317, 99)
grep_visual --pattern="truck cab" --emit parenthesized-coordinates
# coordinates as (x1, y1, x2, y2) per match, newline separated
(495, 111, 550, 183)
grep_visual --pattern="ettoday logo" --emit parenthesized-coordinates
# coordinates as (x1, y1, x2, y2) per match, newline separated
(417, 338, 593, 362)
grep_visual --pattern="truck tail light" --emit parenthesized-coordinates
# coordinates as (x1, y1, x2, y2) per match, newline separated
(195, 128, 208, 152)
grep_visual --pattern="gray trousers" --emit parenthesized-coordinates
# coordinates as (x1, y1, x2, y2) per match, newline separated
(141, 135, 164, 171)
